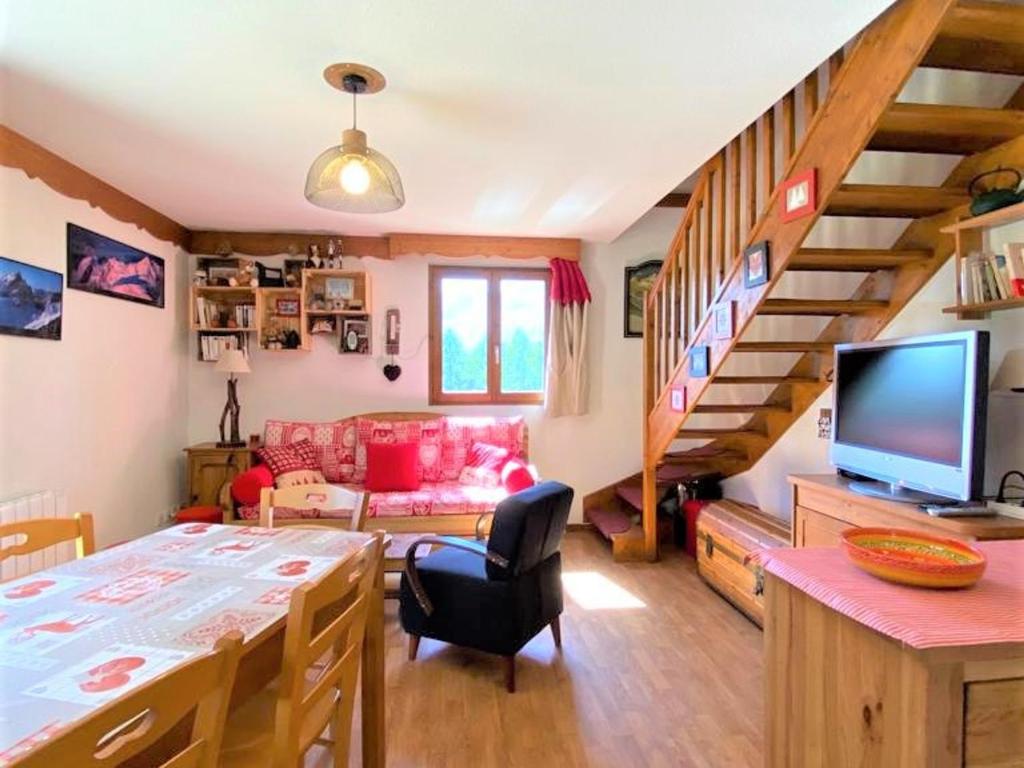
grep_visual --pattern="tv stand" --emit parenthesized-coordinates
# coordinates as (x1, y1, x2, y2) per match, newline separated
(846, 479, 946, 505)
(787, 474, 1024, 548)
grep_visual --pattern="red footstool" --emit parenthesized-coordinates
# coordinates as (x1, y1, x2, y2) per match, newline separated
(176, 505, 223, 524)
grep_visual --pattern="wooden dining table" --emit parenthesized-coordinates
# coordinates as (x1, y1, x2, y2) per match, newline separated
(0, 522, 386, 767)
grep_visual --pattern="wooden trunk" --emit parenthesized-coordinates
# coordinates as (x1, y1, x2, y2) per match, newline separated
(695, 500, 790, 626)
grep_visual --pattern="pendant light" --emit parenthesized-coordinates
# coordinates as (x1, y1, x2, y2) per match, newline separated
(305, 63, 404, 213)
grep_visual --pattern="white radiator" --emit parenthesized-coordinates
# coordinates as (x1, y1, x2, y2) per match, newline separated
(0, 491, 73, 581)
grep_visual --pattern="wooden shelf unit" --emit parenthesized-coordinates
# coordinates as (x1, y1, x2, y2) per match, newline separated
(189, 285, 257, 332)
(255, 287, 308, 351)
(942, 202, 1024, 318)
(301, 269, 371, 346)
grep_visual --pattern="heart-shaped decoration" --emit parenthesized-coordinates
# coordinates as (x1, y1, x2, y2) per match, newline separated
(383, 364, 402, 382)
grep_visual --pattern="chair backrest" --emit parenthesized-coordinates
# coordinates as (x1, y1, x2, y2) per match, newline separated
(258, 485, 367, 532)
(486, 482, 573, 579)
(0, 513, 96, 574)
(271, 531, 384, 766)
(19, 630, 243, 768)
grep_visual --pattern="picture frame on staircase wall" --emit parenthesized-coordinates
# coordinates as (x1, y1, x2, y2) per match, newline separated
(779, 168, 817, 223)
(713, 301, 734, 340)
(689, 345, 710, 378)
(743, 241, 771, 288)
(670, 387, 686, 412)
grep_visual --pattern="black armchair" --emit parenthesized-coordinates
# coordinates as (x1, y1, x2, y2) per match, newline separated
(399, 481, 574, 692)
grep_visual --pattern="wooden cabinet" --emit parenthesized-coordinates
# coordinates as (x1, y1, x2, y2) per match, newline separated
(789, 474, 1024, 547)
(184, 443, 254, 521)
(765, 574, 1024, 767)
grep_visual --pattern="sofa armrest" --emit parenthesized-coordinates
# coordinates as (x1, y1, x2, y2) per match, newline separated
(404, 536, 509, 616)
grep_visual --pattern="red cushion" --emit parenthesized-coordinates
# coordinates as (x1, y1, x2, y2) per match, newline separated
(175, 506, 223, 524)
(365, 442, 421, 492)
(467, 441, 511, 472)
(255, 439, 319, 477)
(502, 460, 537, 493)
(231, 465, 275, 506)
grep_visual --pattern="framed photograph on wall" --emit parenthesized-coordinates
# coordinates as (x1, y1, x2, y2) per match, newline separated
(779, 168, 817, 223)
(743, 241, 771, 289)
(689, 345, 710, 378)
(0, 256, 63, 340)
(713, 301, 735, 340)
(66, 223, 165, 308)
(275, 298, 300, 316)
(623, 259, 662, 337)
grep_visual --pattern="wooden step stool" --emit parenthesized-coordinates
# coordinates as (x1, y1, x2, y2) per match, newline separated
(696, 500, 790, 627)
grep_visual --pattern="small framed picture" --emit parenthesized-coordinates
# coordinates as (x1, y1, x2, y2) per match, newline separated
(275, 298, 300, 316)
(743, 241, 771, 288)
(340, 318, 370, 354)
(325, 277, 355, 301)
(670, 387, 686, 412)
(779, 168, 817, 222)
(713, 301, 734, 340)
(689, 345, 710, 378)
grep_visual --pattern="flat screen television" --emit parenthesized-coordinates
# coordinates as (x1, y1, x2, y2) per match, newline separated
(830, 330, 989, 503)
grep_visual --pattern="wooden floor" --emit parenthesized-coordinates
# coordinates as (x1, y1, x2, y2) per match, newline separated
(336, 530, 764, 767)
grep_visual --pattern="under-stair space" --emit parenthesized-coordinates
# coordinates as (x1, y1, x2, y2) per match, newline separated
(584, 0, 1024, 562)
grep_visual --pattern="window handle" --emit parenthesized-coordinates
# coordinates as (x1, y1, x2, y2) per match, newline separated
(494, 344, 500, 364)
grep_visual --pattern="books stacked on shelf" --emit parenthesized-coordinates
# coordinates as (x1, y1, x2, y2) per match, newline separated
(195, 296, 256, 329)
(961, 245, 1024, 304)
(199, 332, 249, 362)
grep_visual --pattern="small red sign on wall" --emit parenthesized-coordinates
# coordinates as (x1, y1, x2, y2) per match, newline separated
(780, 168, 817, 223)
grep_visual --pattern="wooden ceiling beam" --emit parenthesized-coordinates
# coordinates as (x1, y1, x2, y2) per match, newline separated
(0, 124, 190, 247)
(187, 231, 391, 259)
(388, 233, 580, 261)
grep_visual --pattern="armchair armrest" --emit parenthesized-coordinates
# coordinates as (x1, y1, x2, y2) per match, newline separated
(474, 512, 494, 541)
(404, 536, 509, 616)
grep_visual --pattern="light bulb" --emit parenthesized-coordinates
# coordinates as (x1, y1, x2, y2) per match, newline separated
(339, 157, 370, 195)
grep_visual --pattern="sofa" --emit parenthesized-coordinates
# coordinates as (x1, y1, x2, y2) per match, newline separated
(226, 412, 532, 535)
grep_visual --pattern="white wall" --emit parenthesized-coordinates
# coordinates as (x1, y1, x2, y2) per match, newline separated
(186, 209, 680, 522)
(0, 168, 189, 546)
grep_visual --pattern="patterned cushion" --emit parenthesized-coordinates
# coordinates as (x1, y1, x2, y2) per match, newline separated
(440, 417, 526, 481)
(255, 439, 319, 476)
(353, 418, 444, 484)
(264, 419, 357, 482)
(458, 465, 502, 488)
(363, 482, 507, 518)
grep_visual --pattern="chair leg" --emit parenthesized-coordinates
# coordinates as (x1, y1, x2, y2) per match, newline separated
(550, 616, 562, 648)
(505, 655, 516, 693)
(408, 634, 420, 661)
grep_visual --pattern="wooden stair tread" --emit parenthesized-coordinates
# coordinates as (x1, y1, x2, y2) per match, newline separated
(713, 375, 819, 385)
(661, 447, 747, 464)
(655, 464, 721, 483)
(615, 484, 643, 512)
(584, 505, 633, 538)
(871, 103, 1024, 155)
(734, 341, 835, 352)
(677, 428, 764, 439)
(789, 248, 931, 271)
(692, 403, 789, 414)
(923, 0, 1024, 76)
(826, 184, 969, 218)
(758, 298, 889, 316)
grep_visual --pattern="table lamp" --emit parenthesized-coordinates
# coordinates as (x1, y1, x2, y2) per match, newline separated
(215, 349, 251, 447)
(992, 348, 1024, 393)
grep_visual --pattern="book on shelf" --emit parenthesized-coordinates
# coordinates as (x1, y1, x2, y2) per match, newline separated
(962, 250, 1021, 304)
(195, 295, 255, 328)
(199, 332, 249, 362)
(1004, 242, 1024, 298)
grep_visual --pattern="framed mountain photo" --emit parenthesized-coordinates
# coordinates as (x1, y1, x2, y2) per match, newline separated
(67, 223, 165, 308)
(0, 256, 63, 340)
(623, 259, 662, 337)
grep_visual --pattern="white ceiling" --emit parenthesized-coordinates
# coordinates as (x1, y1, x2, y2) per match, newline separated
(1, 0, 894, 242)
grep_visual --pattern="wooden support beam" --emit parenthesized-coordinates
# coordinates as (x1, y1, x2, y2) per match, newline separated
(922, 0, 1024, 75)
(804, 69, 820, 121)
(0, 125, 189, 247)
(656, 192, 692, 208)
(744, 122, 758, 233)
(389, 233, 580, 261)
(762, 109, 776, 196)
(781, 91, 797, 163)
(188, 231, 390, 259)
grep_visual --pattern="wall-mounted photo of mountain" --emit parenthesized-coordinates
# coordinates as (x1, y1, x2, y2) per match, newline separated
(67, 223, 165, 308)
(0, 257, 63, 340)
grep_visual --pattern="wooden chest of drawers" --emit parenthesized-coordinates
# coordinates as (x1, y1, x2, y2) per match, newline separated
(789, 474, 1024, 547)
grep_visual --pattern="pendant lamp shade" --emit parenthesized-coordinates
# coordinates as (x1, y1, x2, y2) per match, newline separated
(305, 64, 404, 214)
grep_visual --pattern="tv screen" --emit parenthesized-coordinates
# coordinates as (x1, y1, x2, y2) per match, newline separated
(830, 331, 988, 502)
(835, 341, 966, 466)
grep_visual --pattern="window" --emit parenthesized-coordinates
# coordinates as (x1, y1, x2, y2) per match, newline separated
(429, 266, 550, 405)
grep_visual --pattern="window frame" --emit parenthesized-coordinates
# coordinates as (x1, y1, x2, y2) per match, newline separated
(428, 265, 550, 406)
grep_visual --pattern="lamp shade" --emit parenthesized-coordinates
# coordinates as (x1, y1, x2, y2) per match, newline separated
(992, 348, 1024, 392)
(216, 349, 251, 375)
(305, 128, 404, 213)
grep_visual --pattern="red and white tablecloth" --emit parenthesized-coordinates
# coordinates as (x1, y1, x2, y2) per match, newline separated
(763, 539, 1024, 650)
(0, 522, 369, 764)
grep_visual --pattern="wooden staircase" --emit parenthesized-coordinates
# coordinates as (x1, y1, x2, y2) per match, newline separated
(584, 0, 1024, 561)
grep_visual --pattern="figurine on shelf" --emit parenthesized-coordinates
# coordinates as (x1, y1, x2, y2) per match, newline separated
(307, 244, 322, 269)
(193, 269, 208, 286)
(311, 318, 335, 335)
(283, 329, 302, 349)
(326, 239, 343, 269)
(228, 259, 258, 288)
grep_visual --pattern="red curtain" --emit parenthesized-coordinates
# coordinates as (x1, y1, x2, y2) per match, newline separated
(550, 258, 591, 305)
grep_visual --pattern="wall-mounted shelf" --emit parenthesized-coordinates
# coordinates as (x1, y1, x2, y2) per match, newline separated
(301, 270, 371, 344)
(940, 200, 1024, 235)
(943, 202, 1024, 319)
(942, 297, 1024, 315)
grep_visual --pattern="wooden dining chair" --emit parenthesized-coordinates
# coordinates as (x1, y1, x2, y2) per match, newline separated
(0, 513, 96, 577)
(258, 484, 368, 532)
(218, 531, 385, 768)
(18, 630, 243, 768)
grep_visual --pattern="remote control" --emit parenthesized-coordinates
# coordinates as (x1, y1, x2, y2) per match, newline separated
(922, 504, 994, 517)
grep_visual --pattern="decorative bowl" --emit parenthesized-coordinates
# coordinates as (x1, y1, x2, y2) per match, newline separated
(840, 527, 987, 588)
